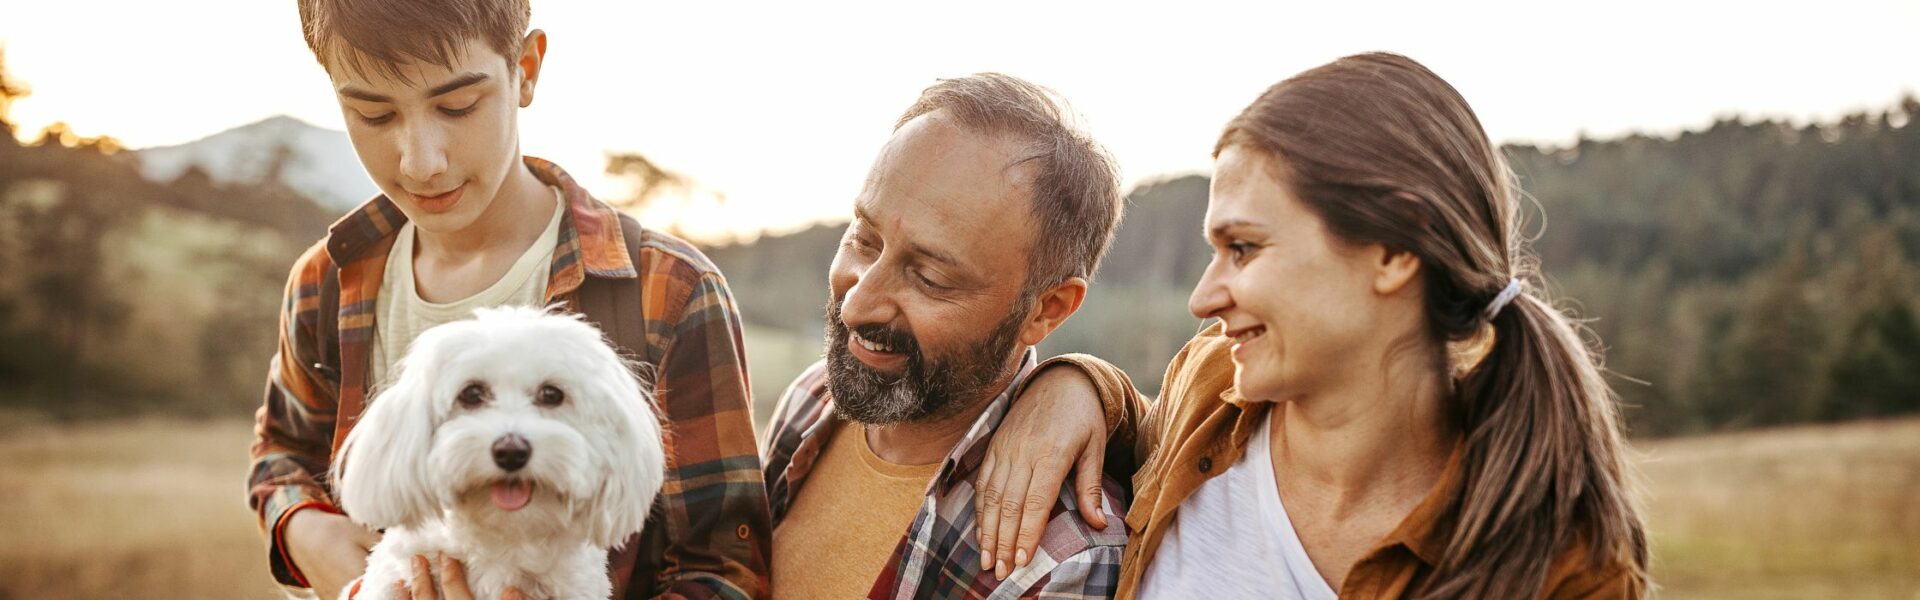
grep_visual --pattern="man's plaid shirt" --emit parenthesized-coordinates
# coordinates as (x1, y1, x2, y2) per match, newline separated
(246, 157, 771, 599)
(760, 351, 1128, 599)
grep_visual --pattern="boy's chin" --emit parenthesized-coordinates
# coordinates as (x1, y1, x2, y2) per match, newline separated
(396, 201, 489, 235)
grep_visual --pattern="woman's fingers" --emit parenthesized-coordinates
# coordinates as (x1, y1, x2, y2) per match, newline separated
(1073, 435, 1110, 531)
(990, 457, 1037, 580)
(974, 455, 1009, 572)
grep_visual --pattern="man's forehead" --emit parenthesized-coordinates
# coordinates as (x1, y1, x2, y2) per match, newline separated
(889, 112, 1028, 168)
(877, 116, 1036, 209)
(853, 111, 1042, 268)
(855, 184, 1034, 280)
(854, 202, 966, 265)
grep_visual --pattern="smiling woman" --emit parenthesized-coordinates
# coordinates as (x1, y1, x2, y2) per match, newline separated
(1124, 52, 1651, 599)
(967, 52, 1653, 600)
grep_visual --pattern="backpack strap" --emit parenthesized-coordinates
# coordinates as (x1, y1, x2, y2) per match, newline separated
(572, 213, 653, 365)
(572, 214, 676, 599)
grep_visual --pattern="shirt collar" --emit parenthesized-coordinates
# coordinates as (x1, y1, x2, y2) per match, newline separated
(930, 347, 1039, 494)
(791, 347, 1040, 494)
(803, 348, 1040, 496)
(1206, 322, 1272, 450)
(323, 156, 637, 282)
(1192, 320, 1256, 411)
(1381, 438, 1467, 565)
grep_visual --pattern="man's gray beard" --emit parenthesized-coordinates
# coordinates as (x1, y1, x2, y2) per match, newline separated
(823, 296, 1028, 425)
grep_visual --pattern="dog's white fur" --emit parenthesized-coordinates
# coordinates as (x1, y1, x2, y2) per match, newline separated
(332, 307, 666, 600)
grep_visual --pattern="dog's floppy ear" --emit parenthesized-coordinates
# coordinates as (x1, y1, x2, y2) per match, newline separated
(332, 337, 443, 529)
(583, 353, 668, 549)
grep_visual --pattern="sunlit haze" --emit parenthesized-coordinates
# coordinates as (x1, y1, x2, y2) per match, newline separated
(7, 0, 1918, 241)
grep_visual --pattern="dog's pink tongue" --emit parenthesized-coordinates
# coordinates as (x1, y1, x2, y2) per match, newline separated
(491, 481, 532, 512)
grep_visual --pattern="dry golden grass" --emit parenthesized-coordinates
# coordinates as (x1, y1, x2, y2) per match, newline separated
(0, 416, 1915, 599)
(0, 418, 284, 599)
(1639, 417, 1920, 599)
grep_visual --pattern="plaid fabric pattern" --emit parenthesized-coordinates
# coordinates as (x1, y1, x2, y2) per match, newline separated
(761, 351, 1128, 599)
(247, 157, 771, 600)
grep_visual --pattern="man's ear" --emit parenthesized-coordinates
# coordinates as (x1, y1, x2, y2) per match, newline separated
(1371, 244, 1422, 296)
(1017, 276, 1089, 347)
(516, 29, 548, 108)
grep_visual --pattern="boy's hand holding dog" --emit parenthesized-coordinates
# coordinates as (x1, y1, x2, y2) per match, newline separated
(286, 508, 381, 600)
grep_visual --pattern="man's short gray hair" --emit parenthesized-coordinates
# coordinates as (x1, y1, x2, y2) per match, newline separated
(894, 73, 1124, 293)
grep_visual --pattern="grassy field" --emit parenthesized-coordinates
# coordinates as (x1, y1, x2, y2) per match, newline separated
(0, 417, 285, 599)
(1639, 418, 1920, 599)
(0, 416, 1915, 599)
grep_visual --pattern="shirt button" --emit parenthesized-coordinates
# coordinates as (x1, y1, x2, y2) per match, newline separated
(1197, 457, 1213, 473)
(736, 524, 751, 540)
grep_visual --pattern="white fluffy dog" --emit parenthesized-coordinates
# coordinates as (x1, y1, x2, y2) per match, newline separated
(332, 307, 666, 600)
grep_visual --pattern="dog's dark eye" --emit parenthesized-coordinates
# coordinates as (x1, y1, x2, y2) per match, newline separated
(457, 383, 489, 408)
(536, 384, 565, 408)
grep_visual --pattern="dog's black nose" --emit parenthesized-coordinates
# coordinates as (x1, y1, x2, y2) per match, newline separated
(491, 434, 531, 472)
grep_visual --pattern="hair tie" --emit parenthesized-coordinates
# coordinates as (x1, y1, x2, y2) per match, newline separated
(1481, 278, 1523, 321)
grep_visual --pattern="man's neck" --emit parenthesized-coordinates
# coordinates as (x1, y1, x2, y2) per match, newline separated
(415, 157, 552, 258)
(863, 352, 1025, 466)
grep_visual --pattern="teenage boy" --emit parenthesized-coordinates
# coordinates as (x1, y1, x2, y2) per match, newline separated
(247, 2, 770, 598)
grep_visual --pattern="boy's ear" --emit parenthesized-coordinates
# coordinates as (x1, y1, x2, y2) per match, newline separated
(517, 29, 548, 108)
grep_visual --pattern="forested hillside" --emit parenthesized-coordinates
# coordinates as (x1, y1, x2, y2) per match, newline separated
(707, 97, 1920, 436)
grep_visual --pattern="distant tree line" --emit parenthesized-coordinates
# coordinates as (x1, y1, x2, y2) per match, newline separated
(1506, 99, 1920, 434)
(3, 41, 1912, 435)
(0, 54, 331, 418)
(706, 97, 1920, 437)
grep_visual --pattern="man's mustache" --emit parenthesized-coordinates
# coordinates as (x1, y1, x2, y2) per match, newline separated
(829, 295, 923, 362)
(848, 321, 921, 359)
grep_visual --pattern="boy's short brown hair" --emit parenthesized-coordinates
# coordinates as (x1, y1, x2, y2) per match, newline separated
(298, 0, 531, 80)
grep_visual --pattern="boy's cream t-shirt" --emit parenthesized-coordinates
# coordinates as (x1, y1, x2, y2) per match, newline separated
(369, 186, 565, 387)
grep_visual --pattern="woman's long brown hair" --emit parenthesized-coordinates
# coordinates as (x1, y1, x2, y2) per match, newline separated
(1217, 53, 1649, 597)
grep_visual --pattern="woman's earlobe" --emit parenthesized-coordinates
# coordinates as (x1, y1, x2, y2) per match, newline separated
(1374, 248, 1422, 295)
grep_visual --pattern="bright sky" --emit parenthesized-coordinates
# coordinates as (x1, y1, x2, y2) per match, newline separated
(6, 0, 1920, 242)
